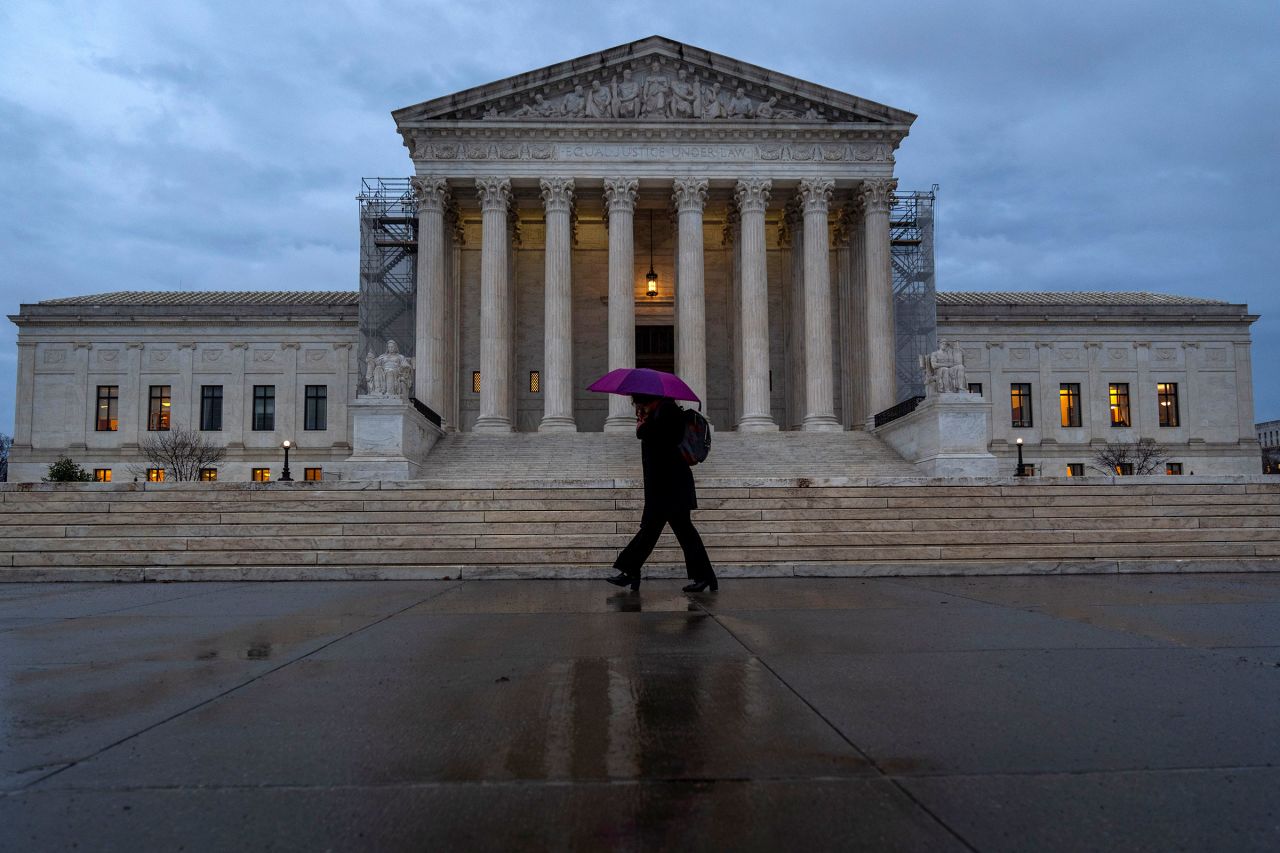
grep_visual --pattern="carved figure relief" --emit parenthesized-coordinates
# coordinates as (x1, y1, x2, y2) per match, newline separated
(451, 59, 864, 122)
(363, 339, 414, 398)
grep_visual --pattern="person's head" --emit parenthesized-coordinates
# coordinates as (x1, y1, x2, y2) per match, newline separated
(631, 393, 661, 410)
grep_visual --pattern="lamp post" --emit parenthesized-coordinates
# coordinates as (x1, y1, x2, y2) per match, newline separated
(1014, 437, 1026, 477)
(280, 439, 293, 482)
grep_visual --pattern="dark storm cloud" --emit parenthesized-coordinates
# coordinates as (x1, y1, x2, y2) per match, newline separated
(1, 0, 1277, 435)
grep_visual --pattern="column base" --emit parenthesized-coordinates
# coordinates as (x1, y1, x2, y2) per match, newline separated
(472, 416, 513, 434)
(802, 414, 843, 432)
(736, 414, 779, 432)
(538, 416, 578, 433)
(604, 416, 636, 433)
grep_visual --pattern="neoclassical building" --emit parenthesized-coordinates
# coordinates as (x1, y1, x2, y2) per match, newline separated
(4, 37, 1263, 481)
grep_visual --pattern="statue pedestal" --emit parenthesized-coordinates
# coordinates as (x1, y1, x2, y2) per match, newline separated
(873, 392, 998, 478)
(345, 396, 444, 480)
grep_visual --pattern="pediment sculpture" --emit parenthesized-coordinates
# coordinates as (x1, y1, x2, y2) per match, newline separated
(456, 60, 858, 123)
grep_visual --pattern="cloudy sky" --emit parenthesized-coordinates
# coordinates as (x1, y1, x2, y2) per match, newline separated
(1, 0, 1277, 434)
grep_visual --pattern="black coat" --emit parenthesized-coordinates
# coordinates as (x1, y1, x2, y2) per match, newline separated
(636, 399, 697, 513)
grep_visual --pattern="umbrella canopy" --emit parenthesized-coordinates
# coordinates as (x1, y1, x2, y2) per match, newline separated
(587, 368, 700, 403)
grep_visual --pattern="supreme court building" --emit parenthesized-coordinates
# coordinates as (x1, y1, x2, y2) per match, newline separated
(5, 37, 1263, 481)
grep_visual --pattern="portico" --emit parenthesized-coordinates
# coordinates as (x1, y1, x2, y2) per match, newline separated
(390, 36, 914, 434)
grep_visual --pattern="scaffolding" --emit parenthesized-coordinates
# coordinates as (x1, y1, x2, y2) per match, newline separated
(891, 188, 938, 402)
(357, 178, 417, 393)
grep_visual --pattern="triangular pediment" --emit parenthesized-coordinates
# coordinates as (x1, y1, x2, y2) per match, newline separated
(393, 36, 915, 127)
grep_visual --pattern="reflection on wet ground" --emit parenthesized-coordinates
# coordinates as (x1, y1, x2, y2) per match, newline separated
(3, 574, 1280, 851)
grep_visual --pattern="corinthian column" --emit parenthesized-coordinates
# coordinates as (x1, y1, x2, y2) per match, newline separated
(799, 178, 841, 431)
(734, 178, 778, 431)
(861, 178, 898, 419)
(539, 177, 576, 432)
(603, 177, 639, 432)
(474, 176, 513, 433)
(673, 178, 709, 406)
(838, 199, 868, 428)
(411, 176, 449, 415)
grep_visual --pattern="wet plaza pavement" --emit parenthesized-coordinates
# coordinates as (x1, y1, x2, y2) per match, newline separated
(2, 574, 1280, 852)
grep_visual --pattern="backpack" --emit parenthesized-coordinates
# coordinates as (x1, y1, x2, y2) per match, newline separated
(678, 408, 713, 465)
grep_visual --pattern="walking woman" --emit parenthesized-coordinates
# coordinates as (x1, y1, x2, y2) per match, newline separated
(606, 393, 717, 592)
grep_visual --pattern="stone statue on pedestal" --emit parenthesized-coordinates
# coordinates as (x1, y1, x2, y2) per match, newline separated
(921, 339, 967, 395)
(364, 340, 414, 398)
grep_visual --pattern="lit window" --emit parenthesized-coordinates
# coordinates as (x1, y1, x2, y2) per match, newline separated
(201, 386, 223, 431)
(252, 468, 270, 482)
(1021, 464, 1036, 477)
(529, 371, 541, 393)
(199, 468, 218, 481)
(304, 467, 323, 481)
(1010, 383, 1033, 428)
(1114, 463, 1134, 476)
(472, 371, 481, 393)
(94, 469, 112, 482)
(148, 386, 171, 431)
(1157, 383, 1179, 427)
(1059, 383, 1081, 428)
(147, 468, 165, 482)
(967, 383, 983, 396)
(1109, 383, 1131, 427)
(96, 386, 119, 432)
(305, 385, 328, 431)
(253, 386, 275, 431)
(1066, 463, 1084, 477)
(1166, 463, 1183, 475)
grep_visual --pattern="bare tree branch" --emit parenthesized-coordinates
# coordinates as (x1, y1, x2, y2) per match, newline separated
(1090, 438, 1170, 476)
(131, 428, 227, 482)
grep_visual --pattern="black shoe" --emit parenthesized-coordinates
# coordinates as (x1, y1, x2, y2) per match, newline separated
(606, 572, 641, 591)
(682, 579, 718, 593)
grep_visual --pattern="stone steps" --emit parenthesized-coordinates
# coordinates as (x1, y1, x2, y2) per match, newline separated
(1, 478, 1278, 580)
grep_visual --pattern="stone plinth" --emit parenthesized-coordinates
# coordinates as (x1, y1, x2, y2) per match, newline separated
(874, 392, 997, 478)
(346, 396, 445, 480)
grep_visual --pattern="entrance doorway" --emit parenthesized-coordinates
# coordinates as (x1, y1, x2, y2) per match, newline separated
(636, 325, 674, 373)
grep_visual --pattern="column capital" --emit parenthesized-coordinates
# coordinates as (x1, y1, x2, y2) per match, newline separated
(539, 177, 575, 213)
(859, 177, 898, 214)
(476, 176, 512, 211)
(798, 178, 835, 215)
(603, 177, 639, 213)
(411, 176, 450, 212)
(734, 178, 772, 214)
(672, 177, 709, 213)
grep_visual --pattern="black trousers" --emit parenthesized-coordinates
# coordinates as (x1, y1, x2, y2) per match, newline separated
(614, 507, 714, 580)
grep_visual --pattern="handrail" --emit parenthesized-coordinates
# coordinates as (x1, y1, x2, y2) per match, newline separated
(873, 395, 925, 428)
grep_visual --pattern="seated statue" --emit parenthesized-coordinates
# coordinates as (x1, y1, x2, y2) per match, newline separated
(364, 339, 414, 398)
(920, 339, 967, 395)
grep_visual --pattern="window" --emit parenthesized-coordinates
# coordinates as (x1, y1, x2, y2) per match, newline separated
(95, 386, 119, 432)
(252, 468, 271, 482)
(304, 467, 323, 481)
(1010, 383, 1033, 428)
(529, 371, 541, 393)
(1022, 465, 1036, 477)
(148, 386, 171, 431)
(1109, 383, 1131, 427)
(1066, 463, 1084, 477)
(1166, 463, 1183, 475)
(199, 468, 218, 481)
(1114, 463, 1134, 476)
(253, 386, 275, 431)
(1158, 383, 1179, 427)
(304, 385, 328, 431)
(147, 468, 165, 482)
(471, 371, 481, 393)
(967, 383, 983, 396)
(1059, 383, 1081, 428)
(200, 386, 223, 431)
(94, 469, 112, 482)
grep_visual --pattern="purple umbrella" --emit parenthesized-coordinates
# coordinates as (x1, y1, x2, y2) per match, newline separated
(587, 368, 700, 403)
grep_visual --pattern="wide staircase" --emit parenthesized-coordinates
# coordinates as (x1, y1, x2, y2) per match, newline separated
(2, 475, 1278, 581)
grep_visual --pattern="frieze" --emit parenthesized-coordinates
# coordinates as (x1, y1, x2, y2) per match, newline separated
(414, 138, 894, 164)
